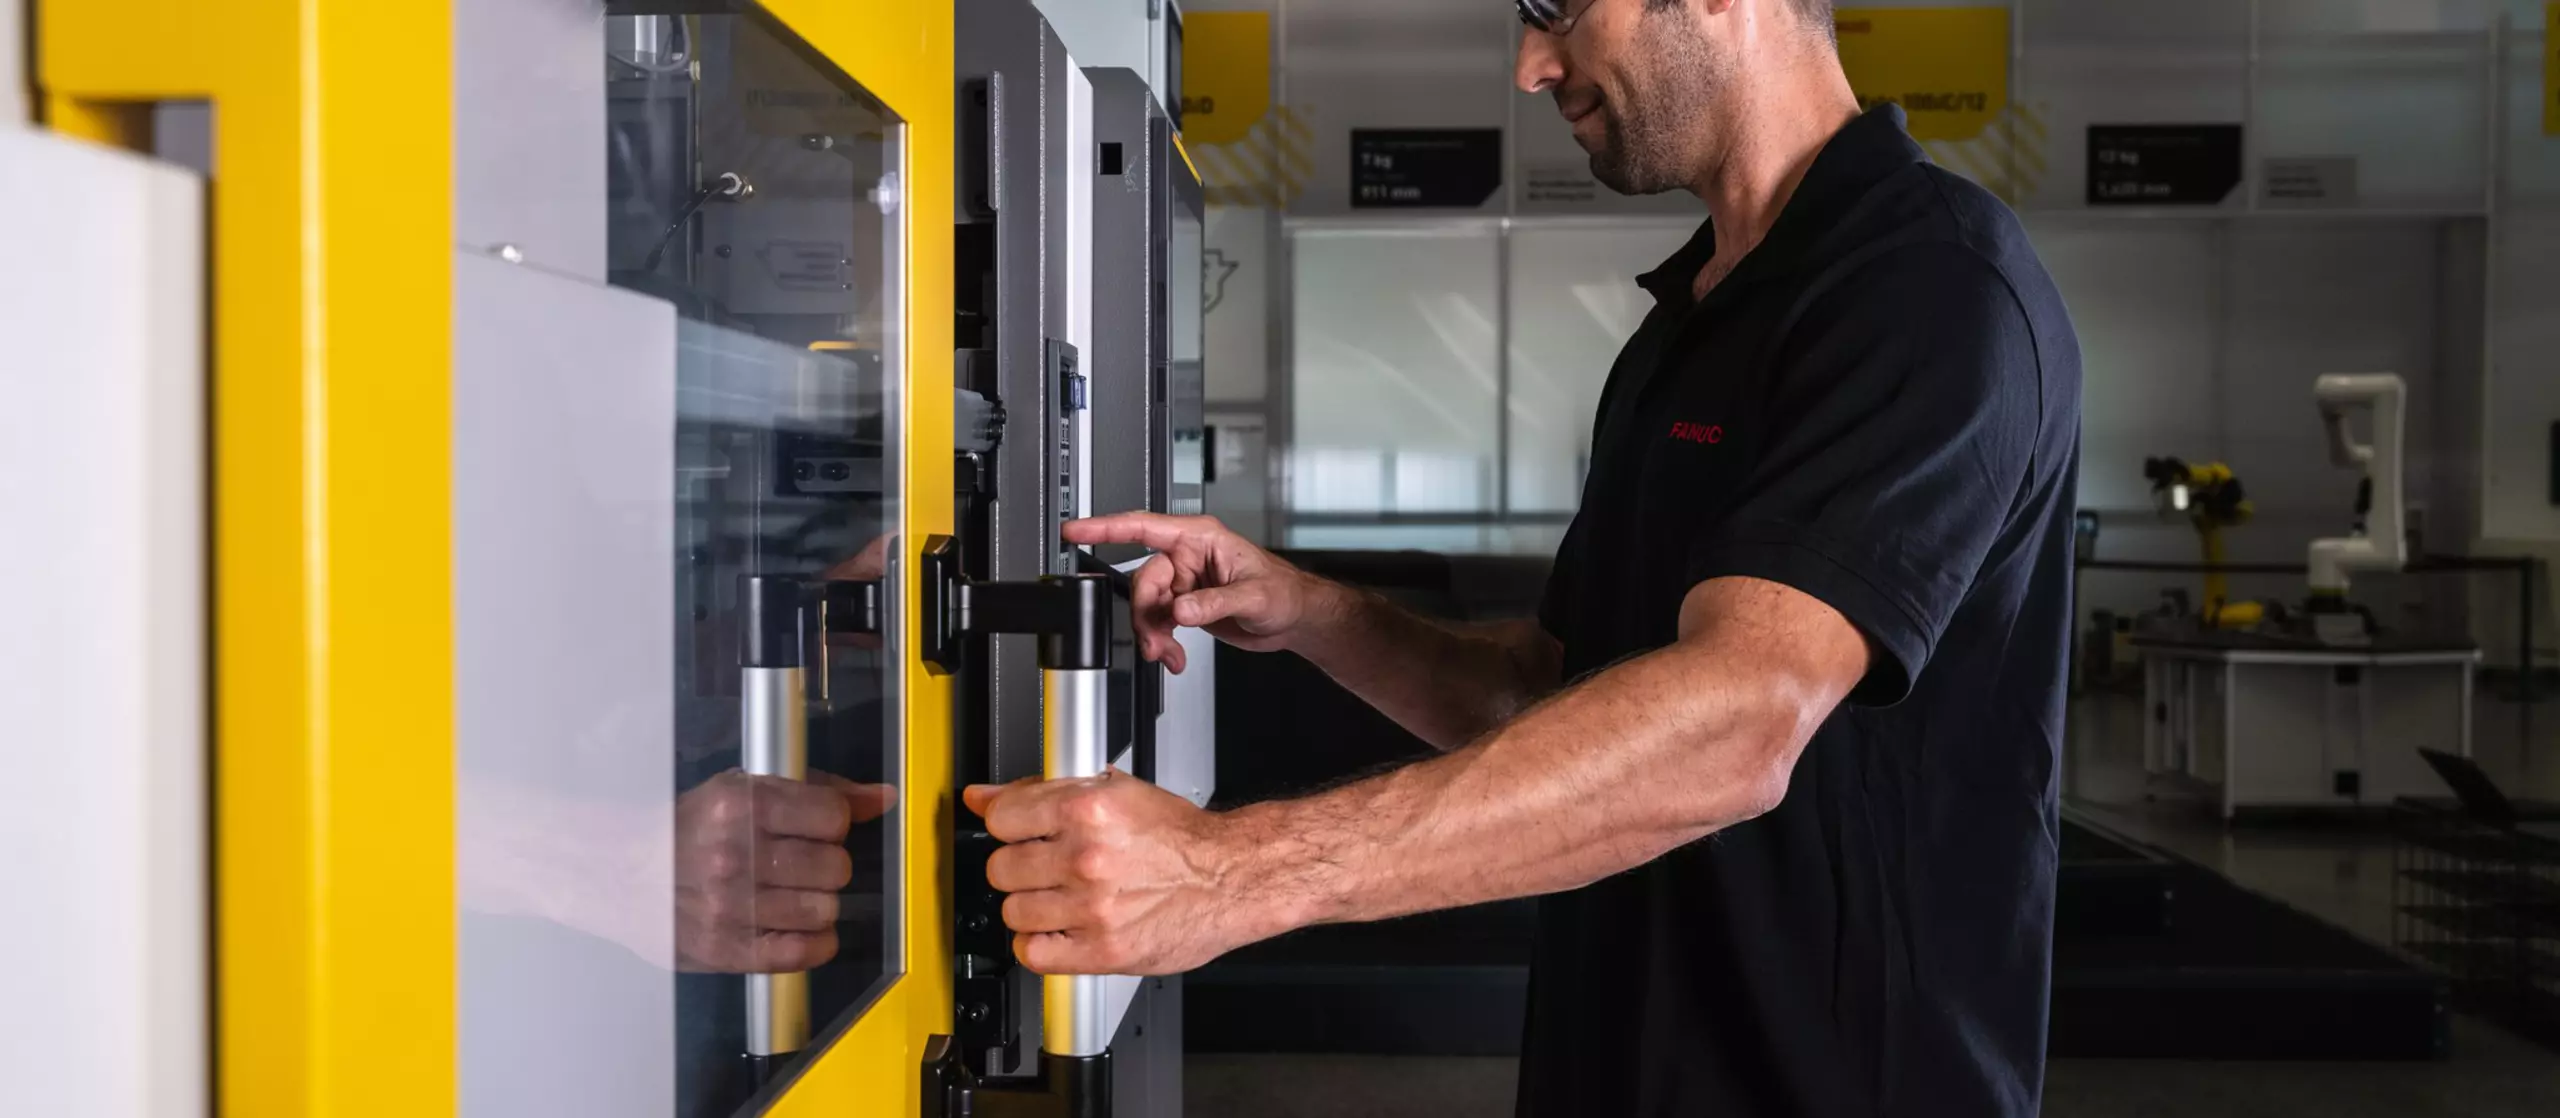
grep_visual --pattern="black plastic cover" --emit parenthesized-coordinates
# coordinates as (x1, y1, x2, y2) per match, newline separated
(738, 574, 804, 669)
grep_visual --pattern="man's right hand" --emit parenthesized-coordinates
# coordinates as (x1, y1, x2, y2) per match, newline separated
(1061, 513, 1335, 674)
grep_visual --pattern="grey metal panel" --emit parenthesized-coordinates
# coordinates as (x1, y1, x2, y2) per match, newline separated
(1088, 67, 1161, 540)
(1069, 73, 1196, 536)
(1066, 66, 1097, 524)
(456, 0, 608, 280)
(1109, 977, 1185, 1118)
(960, 0, 1081, 784)
(453, 250, 677, 1117)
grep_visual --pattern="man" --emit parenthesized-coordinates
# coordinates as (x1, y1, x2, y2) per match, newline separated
(963, 0, 2082, 1113)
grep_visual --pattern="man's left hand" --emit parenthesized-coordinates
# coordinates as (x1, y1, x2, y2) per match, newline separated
(962, 772, 1262, 976)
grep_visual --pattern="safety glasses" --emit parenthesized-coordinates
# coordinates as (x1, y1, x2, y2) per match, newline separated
(1515, 0, 1592, 36)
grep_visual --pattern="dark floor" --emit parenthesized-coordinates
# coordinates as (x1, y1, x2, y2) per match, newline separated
(1185, 692, 2560, 1117)
(1192, 1017, 2560, 1118)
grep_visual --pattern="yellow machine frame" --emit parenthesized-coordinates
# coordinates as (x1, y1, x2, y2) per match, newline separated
(35, 1, 955, 1113)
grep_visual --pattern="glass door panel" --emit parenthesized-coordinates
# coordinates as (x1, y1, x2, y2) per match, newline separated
(610, 5, 907, 1114)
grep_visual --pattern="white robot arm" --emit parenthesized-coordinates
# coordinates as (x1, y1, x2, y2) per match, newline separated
(2306, 373, 2408, 600)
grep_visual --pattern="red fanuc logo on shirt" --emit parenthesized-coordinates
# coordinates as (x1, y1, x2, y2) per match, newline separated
(1669, 421, 1723, 445)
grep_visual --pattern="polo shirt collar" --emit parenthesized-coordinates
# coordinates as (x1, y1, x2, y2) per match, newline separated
(1635, 104, 1929, 305)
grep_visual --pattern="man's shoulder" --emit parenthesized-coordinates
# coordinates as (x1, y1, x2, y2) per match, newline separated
(1902, 165, 2067, 312)
(1799, 164, 2074, 345)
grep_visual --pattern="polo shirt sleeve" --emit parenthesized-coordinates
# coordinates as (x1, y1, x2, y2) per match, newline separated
(1688, 242, 2043, 707)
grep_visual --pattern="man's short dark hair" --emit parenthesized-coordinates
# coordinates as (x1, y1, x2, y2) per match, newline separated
(1643, 0, 1838, 44)
(1794, 0, 1838, 44)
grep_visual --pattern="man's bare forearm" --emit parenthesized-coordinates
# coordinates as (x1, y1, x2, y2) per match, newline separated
(1208, 634, 1828, 937)
(957, 576, 1870, 977)
(1204, 579, 1865, 940)
(1285, 580, 1562, 751)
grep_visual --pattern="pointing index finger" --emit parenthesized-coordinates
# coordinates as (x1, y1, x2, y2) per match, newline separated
(1061, 512, 1196, 552)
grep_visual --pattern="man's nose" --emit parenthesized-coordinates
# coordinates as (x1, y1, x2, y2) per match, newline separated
(1515, 28, 1565, 95)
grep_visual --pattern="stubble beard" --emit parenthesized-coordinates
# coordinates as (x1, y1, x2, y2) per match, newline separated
(1587, 13, 1729, 197)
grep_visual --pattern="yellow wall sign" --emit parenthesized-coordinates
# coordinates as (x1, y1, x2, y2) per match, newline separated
(2546, 3, 2559, 136)
(1181, 11, 1272, 147)
(1834, 7, 2010, 143)
(1180, 10, 1309, 207)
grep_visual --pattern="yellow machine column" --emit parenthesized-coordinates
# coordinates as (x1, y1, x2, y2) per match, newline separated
(30, 1, 956, 1114)
(37, 3, 459, 1112)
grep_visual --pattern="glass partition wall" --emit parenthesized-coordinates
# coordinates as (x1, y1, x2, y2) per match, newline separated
(1285, 218, 1686, 554)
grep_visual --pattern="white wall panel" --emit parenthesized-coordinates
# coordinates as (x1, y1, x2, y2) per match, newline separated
(1203, 205, 1278, 541)
(2501, 17, 2560, 207)
(2254, 12, 2496, 211)
(2219, 223, 2446, 551)
(2434, 220, 2490, 551)
(2036, 217, 2457, 615)
(1205, 205, 1274, 402)
(2026, 219, 2227, 510)
(2487, 212, 2560, 542)
(0, 130, 206, 1118)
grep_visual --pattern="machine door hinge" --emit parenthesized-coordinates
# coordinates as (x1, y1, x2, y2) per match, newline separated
(919, 534, 1112, 674)
(739, 534, 1110, 670)
(823, 577, 884, 638)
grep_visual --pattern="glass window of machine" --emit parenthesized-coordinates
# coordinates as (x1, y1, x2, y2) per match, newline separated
(607, 5, 906, 1112)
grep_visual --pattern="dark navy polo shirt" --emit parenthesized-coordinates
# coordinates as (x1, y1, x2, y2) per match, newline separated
(1523, 105, 2083, 1118)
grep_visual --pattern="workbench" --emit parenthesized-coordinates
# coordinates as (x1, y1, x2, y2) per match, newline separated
(2135, 632, 2480, 819)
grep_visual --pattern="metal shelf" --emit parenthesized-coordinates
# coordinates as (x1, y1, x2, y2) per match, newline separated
(2403, 868, 2560, 909)
(2399, 903, 2560, 942)
(2396, 827, 2560, 867)
(2402, 939, 2560, 987)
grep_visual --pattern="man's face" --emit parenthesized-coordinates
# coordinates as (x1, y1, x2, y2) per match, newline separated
(1516, 0, 1736, 196)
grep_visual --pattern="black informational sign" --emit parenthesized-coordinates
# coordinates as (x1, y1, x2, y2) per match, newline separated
(1350, 129, 1503, 209)
(2087, 125, 2243, 206)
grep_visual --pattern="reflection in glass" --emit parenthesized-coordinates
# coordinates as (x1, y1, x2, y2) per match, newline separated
(608, 6, 904, 1113)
